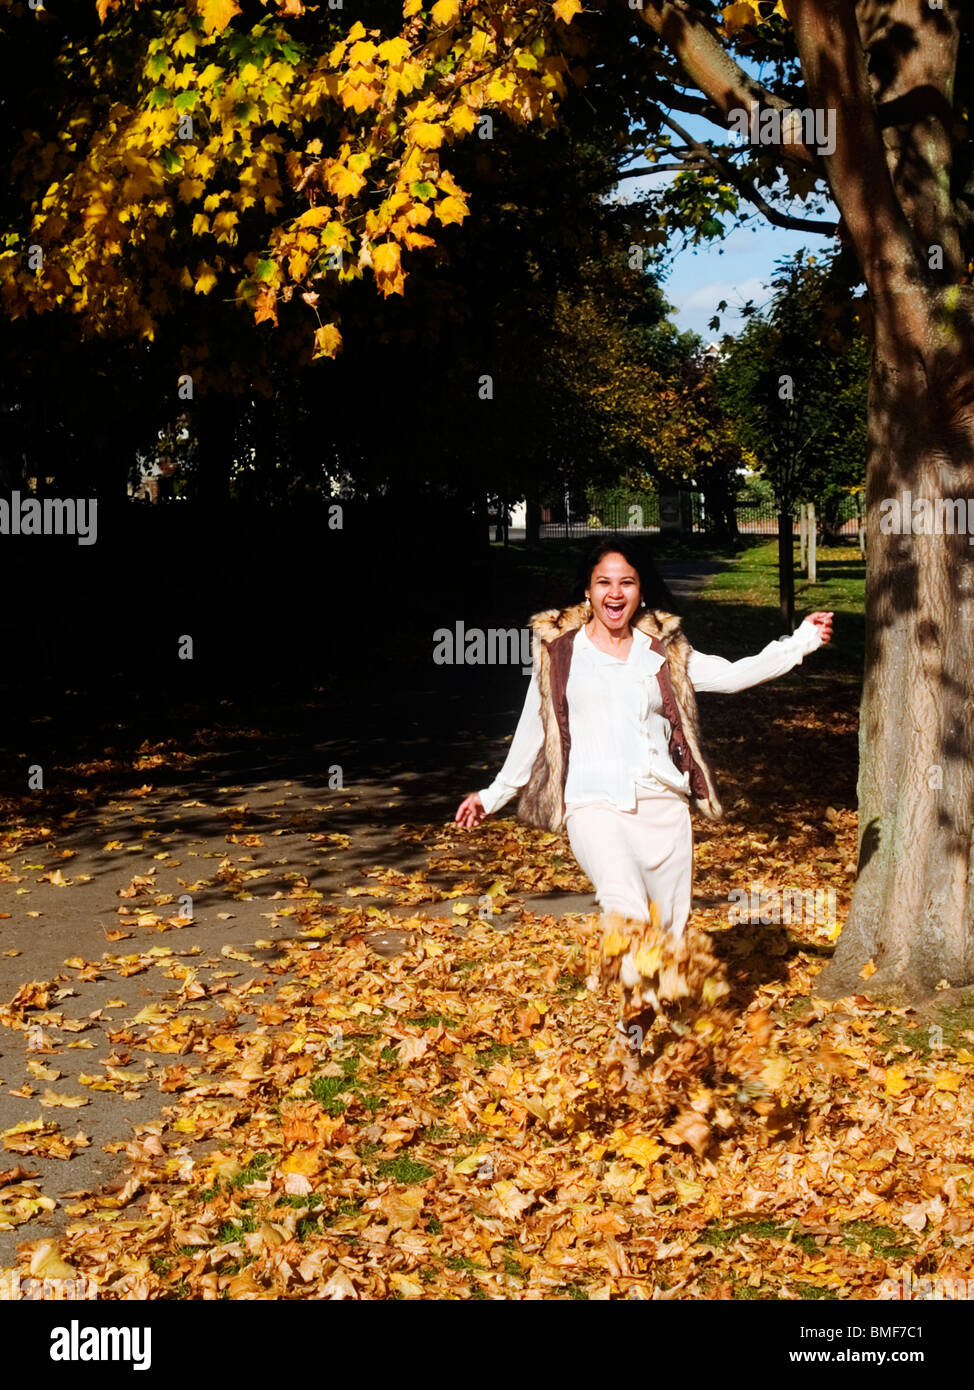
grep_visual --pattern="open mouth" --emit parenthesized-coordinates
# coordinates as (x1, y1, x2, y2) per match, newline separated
(604, 600, 627, 620)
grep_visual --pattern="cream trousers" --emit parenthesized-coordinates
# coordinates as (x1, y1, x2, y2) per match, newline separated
(565, 788, 693, 969)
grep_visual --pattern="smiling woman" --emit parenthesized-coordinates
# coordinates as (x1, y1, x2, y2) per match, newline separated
(455, 536, 833, 1018)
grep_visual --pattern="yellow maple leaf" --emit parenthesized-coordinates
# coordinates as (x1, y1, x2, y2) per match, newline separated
(486, 75, 515, 103)
(312, 323, 343, 359)
(211, 209, 239, 242)
(885, 1066, 912, 1097)
(450, 105, 478, 135)
(552, 0, 582, 23)
(436, 195, 467, 226)
(632, 941, 662, 976)
(194, 265, 218, 295)
(618, 1135, 665, 1168)
(173, 31, 198, 58)
(39, 1090, 89, 1109)
(378, 36, 411, 65)
(341, 82, 380, 115)
(602, 929, 628, 958)
(934, 1071, 961, 1092)
(372, 241, 404, 296)
(198, 0, 241, 35)
(389, 1271, 424, 1298)
(326, 164, 367, 199)
(411, 122, 444, 149)
(280, 1148, 322, 1177)
(431, 0, 460, 24)
(722, 0, 759, 31)
(78, 1074, 118, 1092)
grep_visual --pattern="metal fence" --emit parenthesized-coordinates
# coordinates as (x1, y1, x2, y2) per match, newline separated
(520, 493, 861, 540)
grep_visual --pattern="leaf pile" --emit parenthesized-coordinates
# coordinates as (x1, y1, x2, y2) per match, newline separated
(3, 866, 974, 1299)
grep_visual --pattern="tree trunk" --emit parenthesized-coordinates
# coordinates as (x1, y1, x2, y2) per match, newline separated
(526, 494, 541, 547)
(815, 287, 974, 1003)
(777, 510, 795, 631)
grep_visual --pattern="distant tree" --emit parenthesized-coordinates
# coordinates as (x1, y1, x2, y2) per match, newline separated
(716, 254, 867, 626)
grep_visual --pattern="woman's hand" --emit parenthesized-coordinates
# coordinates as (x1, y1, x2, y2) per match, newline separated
(455, 793, 487, 829)
(805, 611, 834, 644)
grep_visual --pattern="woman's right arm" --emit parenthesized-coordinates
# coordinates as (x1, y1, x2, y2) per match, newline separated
(455, 670, 545, 826)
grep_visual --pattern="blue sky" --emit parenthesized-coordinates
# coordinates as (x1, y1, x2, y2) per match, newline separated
(621, 109, 840, 340)
(660, 220, 834, 339)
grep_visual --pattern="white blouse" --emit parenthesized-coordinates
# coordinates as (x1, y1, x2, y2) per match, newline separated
(477, 618, 824, 816)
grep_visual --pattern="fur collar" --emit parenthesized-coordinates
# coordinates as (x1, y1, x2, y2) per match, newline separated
(529, 602, 682, 646)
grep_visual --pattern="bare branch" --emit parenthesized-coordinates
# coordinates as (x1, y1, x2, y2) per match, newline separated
(613, 164, 711, 178)
(657, 111, 837, 235)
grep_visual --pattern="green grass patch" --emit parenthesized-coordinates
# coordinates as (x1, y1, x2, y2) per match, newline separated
(228, 1153, 272, 1189)
(880, 993, 974, 1058)
(683, 541, 864, 686)
(215, 1215, 258, 1243)
(375, 1155, 434, 1184)
(698, 1217, 818, 1256)
(406, 1011, 457, 1029)
(310, 1057, 363, 1115)
(841, 1221, 914, 1260)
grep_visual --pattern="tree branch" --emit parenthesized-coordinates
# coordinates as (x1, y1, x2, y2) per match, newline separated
(785, 0, 922, 303)
(635, 0, 824, 173)
(656, 110, 837, 235)
(614, 164, 711, 178)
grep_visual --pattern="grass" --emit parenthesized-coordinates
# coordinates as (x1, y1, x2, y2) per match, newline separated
(310, 1055, 363, 1115)
(405, 1011, 457, 1029)
(697, 1215, 915, 1287)
(683, 540, 865, 684)
(841, 1221, 914, 1260)
(215, 1215, 258, 1243)
(375, 1155, 434, 1184)
(698, 1217, 819, 1256)
(879, 991, 974, 1057)
(228, 1153, 272, 1188)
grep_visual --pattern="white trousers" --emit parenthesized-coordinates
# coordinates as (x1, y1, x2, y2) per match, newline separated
(566, 788, 693, 944)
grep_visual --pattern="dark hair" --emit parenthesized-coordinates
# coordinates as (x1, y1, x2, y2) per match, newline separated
(574, 536, 677, 612)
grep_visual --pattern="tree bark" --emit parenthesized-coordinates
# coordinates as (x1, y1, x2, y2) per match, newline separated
(815, 286, 974, 1002)
(777, 510, 795, 631)
(526, 494, 541, 547)
(637, 0, 970, 999)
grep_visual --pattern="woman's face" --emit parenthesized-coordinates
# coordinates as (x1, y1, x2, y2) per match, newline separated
(586, 552, 642, 632)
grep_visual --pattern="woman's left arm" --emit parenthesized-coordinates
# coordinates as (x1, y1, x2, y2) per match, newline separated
(688, 611, 833, 695)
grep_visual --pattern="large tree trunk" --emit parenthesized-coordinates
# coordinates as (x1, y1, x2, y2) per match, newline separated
(815, 287, 974, 1002)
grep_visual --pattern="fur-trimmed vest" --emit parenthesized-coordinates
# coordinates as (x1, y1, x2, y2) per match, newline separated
(516, 602, 722, 832)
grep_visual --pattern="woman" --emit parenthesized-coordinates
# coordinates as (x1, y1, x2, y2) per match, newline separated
(455, 539, 833, 1012)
